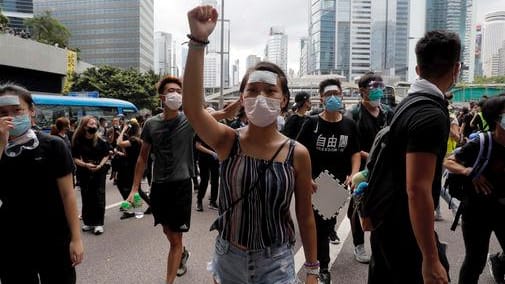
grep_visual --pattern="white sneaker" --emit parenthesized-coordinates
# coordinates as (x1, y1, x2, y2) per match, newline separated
(354, 244, 370, 264)
(81, 225, 94, 231)
(93, 226, 104, 235)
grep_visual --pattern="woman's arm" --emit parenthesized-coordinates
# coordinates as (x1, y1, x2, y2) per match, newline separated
(195, 141, 217, 157)
(183, 6, 235, 158)
(292, 143, 318, 283)
(57, 173, 84, 267)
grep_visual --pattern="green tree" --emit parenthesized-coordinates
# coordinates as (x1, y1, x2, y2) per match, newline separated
(474, 76, 505, 84)
(0, 10, 9, 31)
(24, 11, 70, 47)
(71, 66, 161, 111)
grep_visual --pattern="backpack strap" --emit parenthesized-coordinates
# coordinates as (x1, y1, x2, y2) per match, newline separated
(470, 131, 492, 178)
(389, 94, 439, 128)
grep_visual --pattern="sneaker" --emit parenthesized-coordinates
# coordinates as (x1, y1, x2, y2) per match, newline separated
(319, 270, 331, 284)
(120, 212, 135, 220)
(354, 244, 370, 264)
(208, 201, 219, 210)
(81, 225, 93, 232)
(177, 247, 190, 277)
(489, 252, 505, 283)
(329, 230, 340, 245)
(93, 226, 104, 235)
(196, 200, 203, 212)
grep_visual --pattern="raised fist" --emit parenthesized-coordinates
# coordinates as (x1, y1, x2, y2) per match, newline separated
(187, 5, 218, 42)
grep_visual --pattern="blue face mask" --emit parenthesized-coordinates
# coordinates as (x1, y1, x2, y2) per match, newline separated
(324, 96, 343, 112)
(368, 88, 384, 101)
(9, 114, 31, 137)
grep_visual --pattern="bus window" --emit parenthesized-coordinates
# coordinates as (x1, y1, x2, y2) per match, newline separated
(83, 106, 117, 121)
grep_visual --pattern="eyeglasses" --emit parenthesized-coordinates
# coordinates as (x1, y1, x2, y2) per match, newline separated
(368, 81, 385, 90)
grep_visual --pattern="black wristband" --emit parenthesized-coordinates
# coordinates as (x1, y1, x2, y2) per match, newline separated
(187, 34, 210, 45)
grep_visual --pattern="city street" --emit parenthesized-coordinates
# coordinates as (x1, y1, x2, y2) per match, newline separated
(75, 177, 500, 284)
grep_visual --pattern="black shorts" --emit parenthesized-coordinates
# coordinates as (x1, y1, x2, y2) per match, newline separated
(150, 179, 192, 232)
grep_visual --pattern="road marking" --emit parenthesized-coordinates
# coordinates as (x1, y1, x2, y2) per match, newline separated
(294, 218, 351, 274)
(105, 201, 123, 210)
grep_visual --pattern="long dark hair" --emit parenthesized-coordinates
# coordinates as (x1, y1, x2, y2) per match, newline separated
(72, 116, 98, 146)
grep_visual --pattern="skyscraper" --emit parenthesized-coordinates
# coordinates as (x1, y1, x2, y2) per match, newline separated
(246, 55, 261, 70)
(482, 11, 505, 77)
(299, 37, 310, 76)
(394, 0, 410, 80)
(335, 0, 351, 78)
(308, 0, 336, 75)
(154, 32, 172, 76)
(232, 59, 239, 86)
(0, 0, 33, 30)
(474, 24, 483, 78)
(370, 0, 396, 77)
(349, 0, 371, 80)
(265, 26, 288, 74)
(33, 0, 154, 72)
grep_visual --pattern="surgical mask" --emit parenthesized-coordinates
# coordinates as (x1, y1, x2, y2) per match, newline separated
(368, 88, 384, 101)
(86, 127, 97, 134)
(243, 95, 281, 127)
(164, 92, 182, 110)
(9, 113, 31, 137)
(324, 96, 343, 112)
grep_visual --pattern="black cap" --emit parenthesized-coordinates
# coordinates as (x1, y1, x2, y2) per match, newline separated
(293, 92, 310, 109)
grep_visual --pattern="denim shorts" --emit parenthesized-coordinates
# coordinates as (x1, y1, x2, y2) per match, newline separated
(208, 237, 298, 284)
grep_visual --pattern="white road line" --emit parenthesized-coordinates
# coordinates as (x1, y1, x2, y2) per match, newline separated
(294, 218, 351, 273)
(105, 201, 123, 210)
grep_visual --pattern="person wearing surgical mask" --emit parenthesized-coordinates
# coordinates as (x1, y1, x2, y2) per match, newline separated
(72, 115, 110, 235)
(0, 84, 83, 283)
(296, 78, 361, 283)
(183, 6, 318, 284)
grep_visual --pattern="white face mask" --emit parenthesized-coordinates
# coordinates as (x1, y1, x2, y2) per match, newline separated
(164, 92, 182, 110)
(243, 95, 281, 127)
(368, 100, 380, 107)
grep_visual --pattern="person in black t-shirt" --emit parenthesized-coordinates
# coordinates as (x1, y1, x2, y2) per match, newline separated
(297, 78, 360, 283)
(116, 119, 143, 200)
(283, 91, 312, 139)
(194, 133, 219, 211)
(0, 84, 83, 284)
(367, 31, 459, 284)
(51, 117, 72, 151)
(445, 95, 505, 284)
(72, 116, 110, 235)
(345, 72, 392, 264)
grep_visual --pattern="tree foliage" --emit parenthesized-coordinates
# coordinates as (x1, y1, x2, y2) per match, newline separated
(0, 10, 8, 30)
(473, 76, 505, 84)
(24, 11, 70, 47)
(71, 66, 161, 111)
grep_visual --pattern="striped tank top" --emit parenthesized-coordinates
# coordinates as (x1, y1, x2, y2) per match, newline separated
(217, 134, 297, 249)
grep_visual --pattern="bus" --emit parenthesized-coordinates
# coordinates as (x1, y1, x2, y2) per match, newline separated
(32, 94, 139, 130)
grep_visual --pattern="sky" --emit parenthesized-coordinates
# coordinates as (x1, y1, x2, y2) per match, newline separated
(154, 0, 505, 79)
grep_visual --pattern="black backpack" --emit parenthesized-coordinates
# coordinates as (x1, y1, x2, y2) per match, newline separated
(444, 131, 493, 201)
(356, 94, 443, 231)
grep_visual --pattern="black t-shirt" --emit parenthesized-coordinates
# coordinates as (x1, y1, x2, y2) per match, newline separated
(297, 115, 360, 181)
(117, 138, 141, 188)
(389, 94, 449, 218)
(462, 113, 474, 138)
(0, 132, 75, 250)
(282, 114, 308, 139)
(455, 137, 505, 198)
(194, 135, 215, 160)
(72, 137, 110, 166)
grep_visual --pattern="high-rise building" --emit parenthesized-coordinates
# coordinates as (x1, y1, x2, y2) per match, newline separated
(308, 0, 336, 75)
(180, 46, 188, 76)
(498, 42, 505, 76)
(335, 0, 351, 78)
(34, 0, 154, 72)
(246, 55, 261, 70)
(349, 0, 371, 80)
(370, 0, 396, 77)
(394, 0, 409, 80)
(232, 59, 239, 86)
(154, 32, 172, 76)
(0, 0, 33, 30)
(204, 52, 220, 89)
(474, 24, 483, 78)
(482, 11, 505, 77)
(425, 0, 475, 82)
(299, 37, 310, 76)
(265, 26, 288, 74)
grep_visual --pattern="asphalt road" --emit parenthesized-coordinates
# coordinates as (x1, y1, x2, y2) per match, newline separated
(74, 178, 501, 284)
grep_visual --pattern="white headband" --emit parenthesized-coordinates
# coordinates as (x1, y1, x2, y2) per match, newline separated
(0, 95, 20, 106)
(247, 70, 278, 85)
(323, 85, 340, 94)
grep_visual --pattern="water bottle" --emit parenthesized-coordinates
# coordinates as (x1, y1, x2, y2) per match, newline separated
(133, 193, 144, 219)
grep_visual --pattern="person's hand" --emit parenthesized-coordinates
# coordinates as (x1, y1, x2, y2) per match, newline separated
(222, 99, 241, 119)
(311, 179, 318, 193)
(187, 5, 218, 42)
(472, 175, 493, 195)
(422, 259, 448, 284)
(305, 274, 318, 284)
(344, 175, 352, 187)
(0, 116, 13, 146)
(211, 151, 219, 160)
(69, 239, 84, 267)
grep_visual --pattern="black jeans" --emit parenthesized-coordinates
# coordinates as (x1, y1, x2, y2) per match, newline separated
(347, 197, 365, 246)
(459, 199, 505, 284)
(314, 210, 337, 271)
(79, 169, 106, 226)
(198, 155, 219, 203)
(368, 214, 449, 284)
